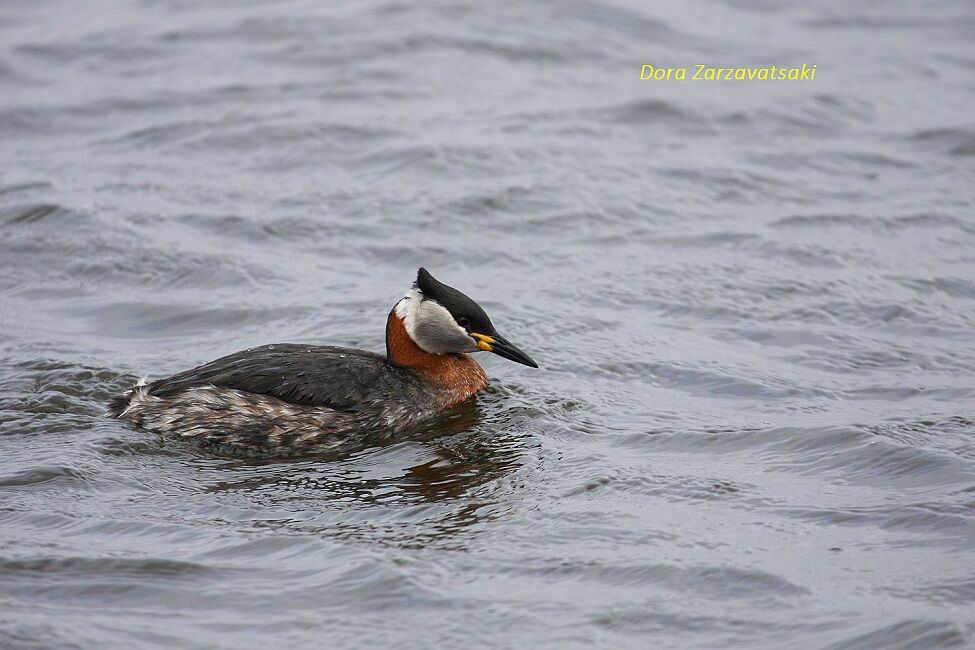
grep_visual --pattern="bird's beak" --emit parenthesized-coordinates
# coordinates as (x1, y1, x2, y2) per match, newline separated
(470, 332, 538, 368)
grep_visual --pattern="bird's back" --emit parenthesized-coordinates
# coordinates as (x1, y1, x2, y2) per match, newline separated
(143, 344, 434, 409)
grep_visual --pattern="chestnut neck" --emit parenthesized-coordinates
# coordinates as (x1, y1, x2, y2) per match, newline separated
(385, 309, 488, 407)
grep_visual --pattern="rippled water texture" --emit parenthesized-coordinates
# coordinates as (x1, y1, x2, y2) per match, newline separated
(2, 0, 975, 647)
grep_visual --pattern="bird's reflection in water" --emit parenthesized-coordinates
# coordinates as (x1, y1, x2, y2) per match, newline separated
(203, 394, 531, 546)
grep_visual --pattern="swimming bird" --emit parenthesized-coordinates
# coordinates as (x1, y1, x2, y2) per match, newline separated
(108, 268, 538, 456)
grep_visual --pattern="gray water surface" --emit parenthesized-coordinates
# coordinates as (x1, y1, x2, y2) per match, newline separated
(2, 1, 975, 648)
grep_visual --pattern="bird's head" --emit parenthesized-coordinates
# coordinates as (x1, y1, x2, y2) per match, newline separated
(391, 267, 538, 368)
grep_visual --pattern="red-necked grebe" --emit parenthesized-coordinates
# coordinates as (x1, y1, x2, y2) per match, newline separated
(108, 268, 538, 456)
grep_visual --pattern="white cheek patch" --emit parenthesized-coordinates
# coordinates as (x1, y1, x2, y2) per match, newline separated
(396, 289, 476, 354)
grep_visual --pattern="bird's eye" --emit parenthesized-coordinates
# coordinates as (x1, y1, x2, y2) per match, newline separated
(457, 316, 471, 329)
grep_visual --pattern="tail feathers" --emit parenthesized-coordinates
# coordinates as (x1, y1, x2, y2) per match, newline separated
(106, 377, 149, 418)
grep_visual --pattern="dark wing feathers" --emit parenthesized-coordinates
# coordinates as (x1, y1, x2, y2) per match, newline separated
(147, 344, 418, 410)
